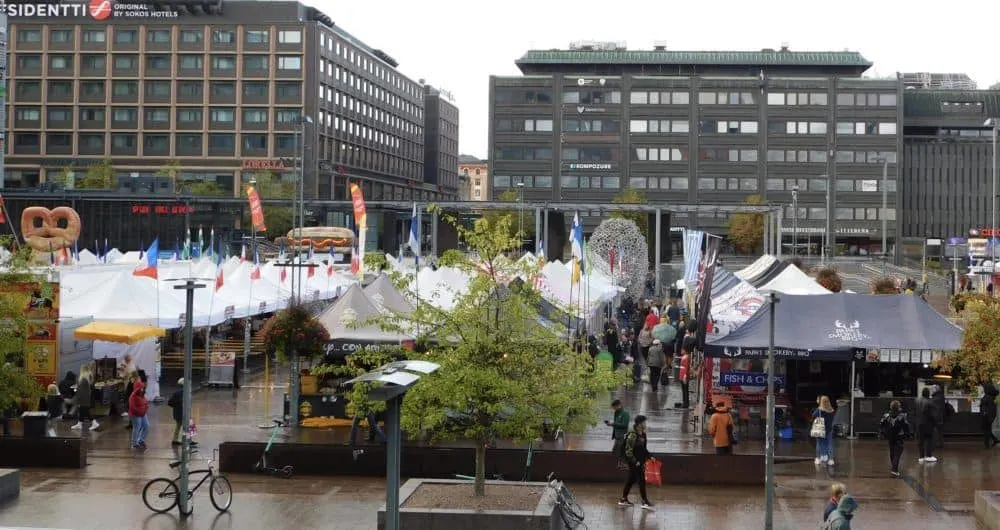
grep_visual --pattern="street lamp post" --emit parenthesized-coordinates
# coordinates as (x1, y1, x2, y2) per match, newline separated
(516, 182, 525, 243)
(986, 119, 998, 259)
(762, 291, 780, 529)
(347, 360, 440, 530)
(295, 115, 313, 305)
(875, 157, 889, 272)
(823, 174, 831, 265)
(791, 185, 799, 256)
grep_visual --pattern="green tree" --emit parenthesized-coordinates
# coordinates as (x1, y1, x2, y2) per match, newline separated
(870, 277, 898, 294)
(0, 238, 45, 415)
(727, 195, 766, 254)
(482, 188, 535, 245)
(182, 180, 227, 197)
(938, 297, 1000, 390)
(75, 158, 115, 189)
(815, 267, 843, 293)
(611, 188, 649, 238)
(155, 159, 183, 193)
(242, 172, 295, 237)
(383, 209, 629, 496)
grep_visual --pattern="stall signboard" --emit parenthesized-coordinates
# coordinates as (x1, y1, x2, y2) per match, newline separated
(0, 281, 60, 386)
(720, 371, 785, 388)
(210, 351, 236, 367)
(707, 345, 864, 361)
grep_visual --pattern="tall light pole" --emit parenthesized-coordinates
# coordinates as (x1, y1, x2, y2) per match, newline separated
(295, 115, 313, 305)
(516, 182, 525, 243)
(791, 185, 799, 256)
(985, 118, 998, 259)
(823, 174, 831, 265)
(762, 290, 779, 529)
(875, 157, 889, 271)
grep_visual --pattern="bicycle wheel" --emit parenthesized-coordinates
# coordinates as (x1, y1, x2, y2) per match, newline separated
(142, 478, 179, 514)
(209, 475, 233, 512)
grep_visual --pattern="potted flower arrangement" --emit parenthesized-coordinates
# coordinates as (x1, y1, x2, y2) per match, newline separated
(260, 306, 331, 363)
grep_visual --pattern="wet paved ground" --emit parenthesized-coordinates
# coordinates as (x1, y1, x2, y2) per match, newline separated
(0, 371, 989, 529)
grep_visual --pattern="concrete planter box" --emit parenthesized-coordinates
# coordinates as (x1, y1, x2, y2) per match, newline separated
(377, 478, 559, 530)
(976, 490, 1000, 529)
(0, 469, 20, 504)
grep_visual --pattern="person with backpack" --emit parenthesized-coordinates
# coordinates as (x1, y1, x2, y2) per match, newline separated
(823, 483, 847, 522)
(981, 382, 999, 449)
(606, 399, 630, 455)
(880, 400, 912, 477)
(823, 494, 858, 529)
(618, 415, 654, 510)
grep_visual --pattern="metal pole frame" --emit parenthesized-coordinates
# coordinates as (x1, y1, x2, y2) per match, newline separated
(386, 395, 404, 530)
(993, 124, 997, 257)
(764, 291, 779, 529)
(174, 280, 206, 517)
(791, 188, 798, 257)
(825, 173, 832, 264)
(654, 208, 662, 297)
(881, 158, 888, 269)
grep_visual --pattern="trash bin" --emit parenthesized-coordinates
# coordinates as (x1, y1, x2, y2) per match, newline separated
(20, 411, 48, 438)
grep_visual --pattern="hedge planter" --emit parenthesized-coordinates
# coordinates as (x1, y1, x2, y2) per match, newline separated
(377, 478, 559, 530)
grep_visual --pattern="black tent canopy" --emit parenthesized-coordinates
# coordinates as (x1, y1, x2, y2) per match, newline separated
(706, 293, 963, 360)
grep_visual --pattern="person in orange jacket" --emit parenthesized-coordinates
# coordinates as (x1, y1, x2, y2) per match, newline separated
(708, 402, 735, 455)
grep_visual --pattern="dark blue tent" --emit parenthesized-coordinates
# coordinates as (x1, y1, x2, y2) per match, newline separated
(706, 293, 963, 361)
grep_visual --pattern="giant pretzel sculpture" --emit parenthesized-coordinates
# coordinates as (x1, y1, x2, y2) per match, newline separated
(21, 206, 82, 262)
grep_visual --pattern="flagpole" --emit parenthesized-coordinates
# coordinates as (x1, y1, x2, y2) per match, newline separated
(567, 258, 574, 343)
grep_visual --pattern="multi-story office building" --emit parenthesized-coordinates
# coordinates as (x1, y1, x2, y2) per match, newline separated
(459, 160, 489, 201)
(4, 1, 455, 205)
(489, 43, 902, 253)
(901, 90, 1000, 242)
(422, 84, 460, 196)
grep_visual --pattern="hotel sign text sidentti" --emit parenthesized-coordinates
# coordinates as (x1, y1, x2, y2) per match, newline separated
(1, 3, 87, 17)
(2, 1, 179, 19)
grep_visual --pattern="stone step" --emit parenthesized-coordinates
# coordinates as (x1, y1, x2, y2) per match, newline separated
(0, 468, 20, 504)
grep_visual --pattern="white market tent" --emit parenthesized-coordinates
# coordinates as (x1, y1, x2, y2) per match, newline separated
(734, 255, 777, 281)
(364, 273, 415, 315)
(317, 283, 413, 342)
(758, 265, 831, 295)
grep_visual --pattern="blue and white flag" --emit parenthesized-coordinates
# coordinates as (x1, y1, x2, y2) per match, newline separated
(408, 203, 420, 268)
(682, 229, 705, 285)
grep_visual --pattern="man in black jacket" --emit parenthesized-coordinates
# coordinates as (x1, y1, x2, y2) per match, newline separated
(915, 388, 938, 463)
(981, 383, 999, 449)
(932, 385, 948, 449)
(881, 400, 912, 477)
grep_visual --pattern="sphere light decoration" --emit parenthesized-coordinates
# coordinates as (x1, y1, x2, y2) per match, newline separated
(585, 218, 648, 298)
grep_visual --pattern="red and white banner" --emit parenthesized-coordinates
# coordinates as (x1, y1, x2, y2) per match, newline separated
(247, 185, 267, 232)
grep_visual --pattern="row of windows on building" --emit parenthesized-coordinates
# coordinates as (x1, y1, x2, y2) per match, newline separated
(316, 114, 424, 164)
(318, 85, 422, 137)
(10, 131, 301, 154)
(495, 88, 898, 107)
(16, 26, 304, 46)
(13, 79, 301, 101)
(495, 118, 897, 136)
(318, 30, 423, 100)
(13, 106, 303, 127)
(15, 53, 304, 72)
(492, 174, 897, 194)
(323, 141, 423, 181)
(494, 145, 899, 162)
(319, 60, 422, 120)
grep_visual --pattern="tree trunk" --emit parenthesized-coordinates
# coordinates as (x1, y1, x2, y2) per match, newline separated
(474, 442, 486, 497)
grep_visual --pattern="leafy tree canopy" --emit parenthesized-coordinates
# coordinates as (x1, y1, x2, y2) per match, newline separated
(0, 238, 46, 414)
(611, 188, 649, 238)
(938, 296, 1000, 391)
(482, 188, 535, 244)
(75, 158, 115, 189)
(727, 195, 766, 254)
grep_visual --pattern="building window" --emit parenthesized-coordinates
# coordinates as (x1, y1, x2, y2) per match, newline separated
(629, 91, 689, 105)
(493, 146, 553, 160)
(18, 29, 42, 43)
(177, 109, 202, 123)
(81, 81, 104, 97)
(496, 118, 554, 132)
(15, 81, 41, 99)
(112, 81, 138, 97)
(49, 55, 72, 69)
(48, 82, 72, 98)
(114, 29, 137, 44)
(276, 82, 301, 98)
(49, 29, 72, 43)
(562, 119, 620, 132)
(699, 120, 757, 134)
(18, 55, 42, 69)
(243, 109, 268, 123)
(699, 148, 758, 162)
(275, 135, 296, 150)
(243, 134, 267, 150)
(698, 91, 754, 105)
(80, 108, 105, 122)
(212, 29, 236, 44)
(179, 55, 203, 69)
(877, 123, 897, 135)
(180, 30, 203, 43)
(113, 55, 137, 69)
(177, 133, 202, 150)
(145, 81, 170, 97)
(561, 90, 622, 104)
(275, 108, 301, 123)
(494, 89, 553, 105)
(836, 121, 895, 135)
(79, 134, 104, 149)
(561, 147, 616, 161)
(697, 178, 715, 190)
(836, 180, 854, 192)
(632, 147, 689, 161)
(837, 93, 896, 107)
(209, 134, 235, 150)
(81, 55, 105, 69)
(243, 81, 268, 97)
(112, 134, 136, 149)
(144, 134, 169, 151)
(145, 108, 169, 123)
(177, 81, 202, 97)
(211, 82, 235, 98)
(15, 108, 41, 121)
(212, 56, 236, 70)
(245, 30, 269, 44)
(147, 29, 170, 43)
(210, 109, 235, 123)
(629, 119, 689, 133)
(767, 92, 828, 106)
(244, 55, 268, 70)
(277, 56, 301, 70)
(278, 30, 302, 44)
(112, 108, 137, 122)
(146, 55, 169, 69)
(83, 29, 106, 43)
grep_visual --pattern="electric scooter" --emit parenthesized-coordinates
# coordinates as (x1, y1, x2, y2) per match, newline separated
(254, 419, 294, 478)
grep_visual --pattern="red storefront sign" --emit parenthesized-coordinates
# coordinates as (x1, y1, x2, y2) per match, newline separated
(131, 204, 195, 215)
(242, 159, 287, 171)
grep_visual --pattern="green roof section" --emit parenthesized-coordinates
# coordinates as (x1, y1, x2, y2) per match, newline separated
(903, 90, 1000, 118)
(516, 49, 872, 67)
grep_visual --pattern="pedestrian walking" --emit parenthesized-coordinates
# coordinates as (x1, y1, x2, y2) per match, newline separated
(823, 483, 847, 522)
(823, 494, 858, 529)
(981, 383, 999, 449)
(880, 400, 912, 477)
(647, 340, 665, 391)
(678, 349, 691, 409)
(915, 387, 938, 463)
(708, 402, 735, 455)
(606, 399, 630, 453)
(129, 376, 149, 450)
(812, 395, 836, 465)
(618, 415, 654, 510)
(932, 384, 949, 449)
(70, 365, 98, 431)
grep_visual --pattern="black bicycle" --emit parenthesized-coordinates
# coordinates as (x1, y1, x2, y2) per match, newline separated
(546, 472, 586, 529)
(142, 448, 232, 515)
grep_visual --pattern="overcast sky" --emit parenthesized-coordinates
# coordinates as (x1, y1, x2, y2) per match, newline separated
(309, 0, 1000, 160)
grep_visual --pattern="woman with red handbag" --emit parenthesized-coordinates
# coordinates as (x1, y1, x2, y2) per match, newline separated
(618, 415, 654, 511)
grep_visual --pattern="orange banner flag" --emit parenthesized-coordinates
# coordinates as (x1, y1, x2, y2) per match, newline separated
(247, 185, 267, 232)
